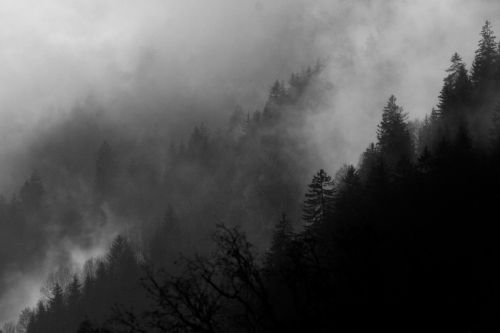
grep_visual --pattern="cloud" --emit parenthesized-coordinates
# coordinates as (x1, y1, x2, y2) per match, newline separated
(1, 0, 500, 324)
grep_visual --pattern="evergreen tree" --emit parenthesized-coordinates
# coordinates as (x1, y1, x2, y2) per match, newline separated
(16, 308, 33, 333)
(47, 283, 65, 332)
(263, 80, 287, 120)
(332, 165, 362, 231)
(471, 20, 497, 89)
(302, 169, 335, 227)
(358, 143, 380, 182)
(376, 95, 414, 166)
(106, 236, 136, 279)
(31, 301, 48, 333)
(437, 53, 471, 121)
(335, 165, 360, 202)
(269, 80, 286, 103)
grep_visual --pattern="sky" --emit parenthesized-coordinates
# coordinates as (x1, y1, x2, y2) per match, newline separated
(1, 0, 499, 183)
(1, 0, 500, 324)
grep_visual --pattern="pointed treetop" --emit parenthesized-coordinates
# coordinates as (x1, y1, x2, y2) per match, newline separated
(471, 20, 497, 85)
(302, 169, 335, 226)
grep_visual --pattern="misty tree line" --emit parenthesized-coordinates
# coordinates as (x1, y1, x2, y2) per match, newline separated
(4, 20, 500, 332)
(0, 60, 326, 332)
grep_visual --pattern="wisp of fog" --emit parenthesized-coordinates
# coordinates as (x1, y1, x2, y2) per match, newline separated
(1, 0, 500, 324)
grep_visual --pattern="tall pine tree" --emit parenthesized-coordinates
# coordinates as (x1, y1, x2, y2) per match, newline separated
(471, 20, 497, 89)
(438, 53, 471, 120)
(302, 169, 335, 227)
(377, 95, 414, 166)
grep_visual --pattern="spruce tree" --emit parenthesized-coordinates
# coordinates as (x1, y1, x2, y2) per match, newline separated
(358, 143, 380, 182)
(269, 80, 286, 104)
(376, 95, 414, 166)
(438, 53, 471, 121)
(471, 20, 497, 88)
(302, 169, 335, 227)
(48, 283, 64, 315)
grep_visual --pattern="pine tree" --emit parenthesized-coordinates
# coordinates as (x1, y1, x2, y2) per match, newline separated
(48, 283, 64, 316)
(107, 236, 135, 273)
(376, 95, 414, 166)
(302, 169, 335, 227)
(263, 80, 287, 121)
(358, 143, 380, 182)
(31, 301, 48, 333)
(336, 165, 360, 195)
(106, 235, 141, 308)
(16, 308, 33, 333)
(269, 80, 286, 103)
(471, 21, 497, 88)
(438, 53, 471, 120)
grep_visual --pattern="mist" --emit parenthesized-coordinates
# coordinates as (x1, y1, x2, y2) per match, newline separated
(1, 0, 500, 326)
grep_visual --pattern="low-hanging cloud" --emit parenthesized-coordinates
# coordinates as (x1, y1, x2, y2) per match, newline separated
(1, 0, 500, 325)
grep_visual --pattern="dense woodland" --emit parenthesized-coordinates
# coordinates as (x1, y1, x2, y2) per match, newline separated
(3, 21, 500, 332)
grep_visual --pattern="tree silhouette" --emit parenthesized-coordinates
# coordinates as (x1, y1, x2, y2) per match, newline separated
(302, 169, 335, 228)
(377, 95, 414, 166)
(471, 20, 497, 89)
(438, 53, 471, 124)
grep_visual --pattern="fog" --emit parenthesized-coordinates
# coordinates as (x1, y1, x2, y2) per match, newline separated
(1, 0, 500, 325)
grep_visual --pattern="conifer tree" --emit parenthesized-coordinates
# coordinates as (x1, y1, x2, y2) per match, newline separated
(438, 53, 471, 120)
(48, 283, 64, 315)
(471, 21, 497, 88)
(377, 95, 414, 166)
(358, 143, 380, 181)
(302, 169, 335, 227)
(269, 80, 286, 103)
(17, 308, 33, 333)
(107, 236, 135, 276)
(263, 80, 287, 120)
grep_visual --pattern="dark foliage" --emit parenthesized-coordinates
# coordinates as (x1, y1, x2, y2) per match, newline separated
(10, 21, 500, 333)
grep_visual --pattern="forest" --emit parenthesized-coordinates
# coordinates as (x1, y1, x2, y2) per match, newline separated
(2, 19, 500, 333)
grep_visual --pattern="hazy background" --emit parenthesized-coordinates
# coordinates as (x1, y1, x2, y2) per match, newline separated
(1, 0, 500, 324)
